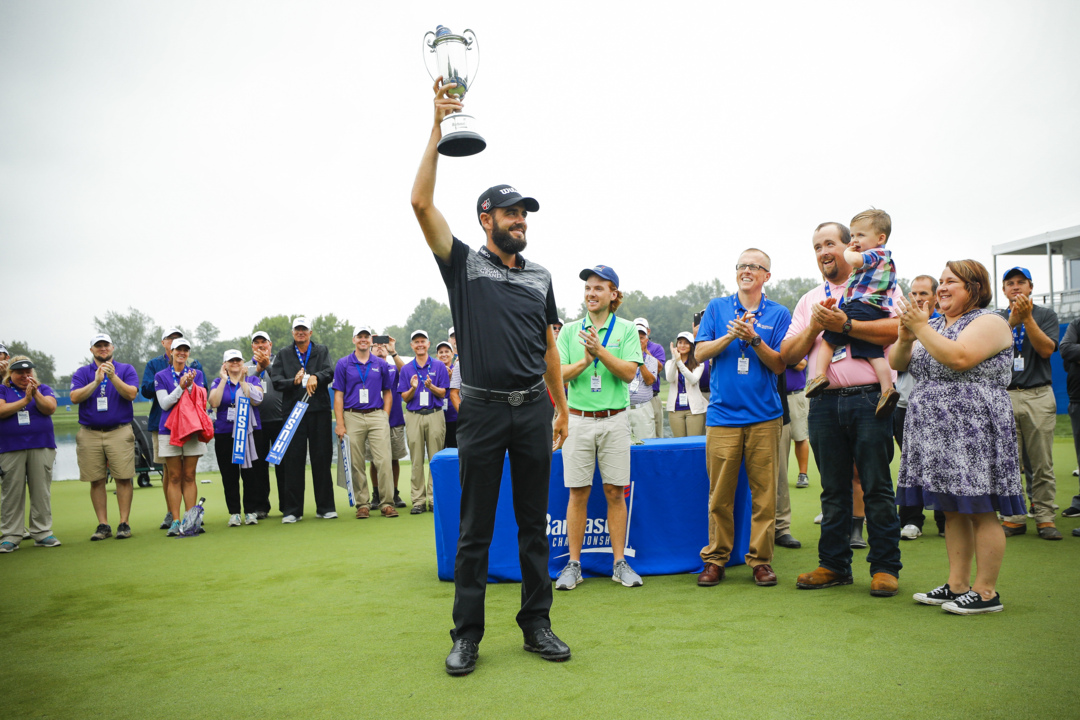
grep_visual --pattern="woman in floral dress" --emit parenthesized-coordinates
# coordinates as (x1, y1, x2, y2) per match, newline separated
(891, 259, 1024, 615)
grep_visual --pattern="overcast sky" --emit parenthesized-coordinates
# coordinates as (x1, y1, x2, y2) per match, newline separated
(2, 1, 1078, 374)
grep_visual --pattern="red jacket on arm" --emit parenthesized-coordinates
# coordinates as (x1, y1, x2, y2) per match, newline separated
(165, 384, 214, 445)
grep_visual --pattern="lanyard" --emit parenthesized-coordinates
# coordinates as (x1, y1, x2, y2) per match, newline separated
(678, 373, 685, 394)
(223, 378, 240, 407)
(353, 356, 371, 386)
(583, 314, 616, 374)
(823, 282, 845, 308)
(251, 357, 267, 381)
(10, 385, 24, 400)
(171, 366, 186, 386)
(413, 358, 432, 384)
(98, 378, 109, 396)
(733, 295, 767, 353)
(1013, 324, 1025, 355)
(295, 344, 311, 369)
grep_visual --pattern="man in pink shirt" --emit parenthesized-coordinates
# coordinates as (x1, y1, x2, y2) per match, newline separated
(781, 221, 903, 597)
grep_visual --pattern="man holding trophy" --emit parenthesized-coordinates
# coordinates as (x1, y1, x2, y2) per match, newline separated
(411, 59, 571, 675)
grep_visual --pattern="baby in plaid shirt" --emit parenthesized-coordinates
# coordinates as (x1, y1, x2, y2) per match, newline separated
(805, 208, 899, 418)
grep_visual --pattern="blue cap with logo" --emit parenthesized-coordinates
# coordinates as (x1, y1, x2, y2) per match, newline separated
(1003, 266, 1032, 281)
(579, 265, 620, 288)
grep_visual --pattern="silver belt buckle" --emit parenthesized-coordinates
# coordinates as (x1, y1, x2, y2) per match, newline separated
(507, 390, 524, 406)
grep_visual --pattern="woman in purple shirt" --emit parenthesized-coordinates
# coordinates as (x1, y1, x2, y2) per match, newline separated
(153, 338, 207, 536)
(209, 349, 264, 527)
(0, 357, 60, 552)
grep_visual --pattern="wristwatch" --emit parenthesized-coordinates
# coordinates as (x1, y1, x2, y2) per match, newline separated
(842, 319, 853, 334)
(750, 336, 762, 348)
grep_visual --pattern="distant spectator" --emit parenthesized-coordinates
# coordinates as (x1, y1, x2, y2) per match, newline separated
(70, 333, 139, 541)
(397, 330, 449, 514)
(634, 318, 666, 438)
(0, 358, 59, 552)
(245, 331, 279, 519)
(436, 341, 459, 448)
(627, 323, 659, 440)
(153, 337, 207, 536)
(209, 349, 265, 527)
(996, 267, 1062, 540)
(1058, 315, 1080, 520)
(0, 344, 9, 374)
(552, 318, 564, 340)
(665, 331, 707, 437)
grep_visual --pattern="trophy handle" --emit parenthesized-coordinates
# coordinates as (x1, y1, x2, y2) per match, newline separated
(463, 29, 479, 85)
(422, 30, 439, 81)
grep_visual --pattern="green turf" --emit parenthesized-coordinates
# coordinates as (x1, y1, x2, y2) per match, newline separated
(3, 444, 1079, 720)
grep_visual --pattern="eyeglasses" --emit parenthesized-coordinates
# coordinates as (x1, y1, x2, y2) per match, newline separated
(735, 263, 769, 272)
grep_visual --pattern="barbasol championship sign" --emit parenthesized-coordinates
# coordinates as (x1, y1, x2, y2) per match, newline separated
(231, 395, 252, 464)
(267, 398, 310, 465)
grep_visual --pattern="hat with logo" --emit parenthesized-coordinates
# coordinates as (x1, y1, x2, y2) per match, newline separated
(292, 317, 310, 329)
(411, 330, 429, 340)
(476, 184, 539, 222)
(162, 328, 183, 341)
(90, 333, 113, 347)
(1003, 266, 1032, 282)
(223, 349, 243, 362)
(252, 331, 271, 342)
(579, 265, 620, 288)
(171, 337, 192, 350)
(353, 326, 373, 337)
(8, 359, 34, 371)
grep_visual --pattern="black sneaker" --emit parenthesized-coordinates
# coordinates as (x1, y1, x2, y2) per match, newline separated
(942, 590, 1003, 615)
(913, 583, 960, 605)
(1061, 507, 1080, 519)
(523, 628, 571, 661)
(393, 492, 407, 509)
(90, 524, 112, 541)
(115, 523, 132, 539)
(255, 511, 269, 520)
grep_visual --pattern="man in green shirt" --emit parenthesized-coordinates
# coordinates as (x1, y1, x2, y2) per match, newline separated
(555, 265, 644, 590)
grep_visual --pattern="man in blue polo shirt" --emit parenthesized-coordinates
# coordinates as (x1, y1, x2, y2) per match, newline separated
(397, 330, 450, 514)
(71, 333, 140, 540)
(334, 326, 398, 519)
(695, 249, 791, 587)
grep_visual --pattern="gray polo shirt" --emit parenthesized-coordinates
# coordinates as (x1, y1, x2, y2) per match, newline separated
(996, 303, 1059, 389)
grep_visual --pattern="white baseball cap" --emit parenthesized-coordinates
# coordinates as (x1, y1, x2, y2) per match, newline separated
(292, 316, 310, 329)
(435, 341, 453, 353)
(171, 337, 192, 350)
(635, 323, 649, 335)
(90, 333, 113, 346)
(448, 326, 455, 336)
(223, 349, 243, 362)
(162, 327, 183, 340)
(353, 326, 373, 337)
(411, 330, 429, 340)
(633, 317, 650, 330)
(677, 331, 696, 344)
(252, 331, 271, 342)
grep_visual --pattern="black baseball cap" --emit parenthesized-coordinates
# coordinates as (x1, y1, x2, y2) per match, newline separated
(476, 185, 539, 222)
(9, 359, 35, 371)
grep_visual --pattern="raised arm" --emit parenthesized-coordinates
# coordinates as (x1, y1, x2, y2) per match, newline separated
(410, 77, 463, 263)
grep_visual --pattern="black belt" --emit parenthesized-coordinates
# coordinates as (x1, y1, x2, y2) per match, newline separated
(409, 408, 438, 415)
(345, 407, 382, 414)
(821, 384, 878, 397)
(1007, 382, 1051, 391)
(83, 422, 129, 432)
(460, 380, 547, 407)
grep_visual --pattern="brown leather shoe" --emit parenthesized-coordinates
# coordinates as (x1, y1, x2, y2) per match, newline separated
(355, 506, 370, 519)
(875, 388, 900, 418)
(804, 375, 830, 398)
(796, 566, 853, 589)
(870, 572, 899, 597)
(752, 564, 777, 586)
(381, 505, 399, 518)
(697, 562, 724, 586)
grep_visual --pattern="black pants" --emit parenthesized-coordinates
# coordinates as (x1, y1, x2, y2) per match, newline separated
(248, 420, 280, 515)
(213, 436, 260, 515)
(276, 409, 335, 518)
(451, 394, 554, 644)
(894, 407, 945, 532)
(444, 421, 457, 449)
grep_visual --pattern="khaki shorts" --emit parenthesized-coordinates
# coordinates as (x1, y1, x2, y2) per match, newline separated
(562, 411, 631, 488)
(788, 390, 809, 442)
(151, 431, 162, 464)
(158, 434, 207, 458)
(77, 424, 136, 482)
(367, 425, 407, 461)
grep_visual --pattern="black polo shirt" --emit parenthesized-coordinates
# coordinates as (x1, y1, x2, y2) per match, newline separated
(437, 237, 558, 391)
(996, 303, 1059, 389)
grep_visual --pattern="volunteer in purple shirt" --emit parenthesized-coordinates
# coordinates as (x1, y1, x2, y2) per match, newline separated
(209, 349, 264, 527)
(635, 317, 667, 438)
(397, 330, 450, 514)
(0, 358, 59, 552)
(153, 337, 207, 536)
(372, 336, 408, 508)
(70, 333, 140, 541)
(333, 326, 398, 519)
(436, 341, 459, 448)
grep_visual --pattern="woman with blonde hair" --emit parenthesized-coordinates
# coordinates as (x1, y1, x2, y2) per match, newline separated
(0, 357, 60, 552)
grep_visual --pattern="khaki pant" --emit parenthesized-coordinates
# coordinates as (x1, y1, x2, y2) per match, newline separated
(1005, 385, 1057, 524)
(701, 419, 781, 568)
(669, 410, 706, 437)
(650, 394, 663, 437)
(1, 448, 55, 544)
(775, 422, 792, 535)
(77, 424, 136, 481)
(628, 403, 655, 440)
(404, 410, 445, 508)
(344, 411, 394, 509)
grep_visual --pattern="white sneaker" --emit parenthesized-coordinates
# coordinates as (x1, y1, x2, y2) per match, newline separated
(282, 515, 301, 524)
(244, 513, 258, 525)
(813, 513, 823, 524)
(317, 511, 338, 519)
(900, 524, 922, 540)
(555, 561, 583, 591)
(228, 514, 242, 527)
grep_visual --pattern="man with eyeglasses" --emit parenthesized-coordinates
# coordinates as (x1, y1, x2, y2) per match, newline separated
(694, 250, 790, 588)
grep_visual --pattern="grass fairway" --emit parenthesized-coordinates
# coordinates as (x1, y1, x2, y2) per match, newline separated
(3, 444, 1079, 720)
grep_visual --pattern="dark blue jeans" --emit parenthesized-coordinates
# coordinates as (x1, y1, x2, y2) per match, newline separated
(808, 389, 902, 578)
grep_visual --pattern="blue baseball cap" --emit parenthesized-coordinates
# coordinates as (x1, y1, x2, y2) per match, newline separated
(579, 265, 620, 288)
(1003, 266, 1032, 281)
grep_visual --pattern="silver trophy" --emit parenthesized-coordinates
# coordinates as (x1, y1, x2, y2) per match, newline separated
(423, 25, 485, 157)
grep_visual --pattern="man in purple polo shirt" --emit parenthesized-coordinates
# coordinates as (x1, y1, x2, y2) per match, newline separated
(70, 333, 140, 541)
(397, 330, 450, 514)
(334, 326, 398, 519)
(634, 317, 667, 438)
